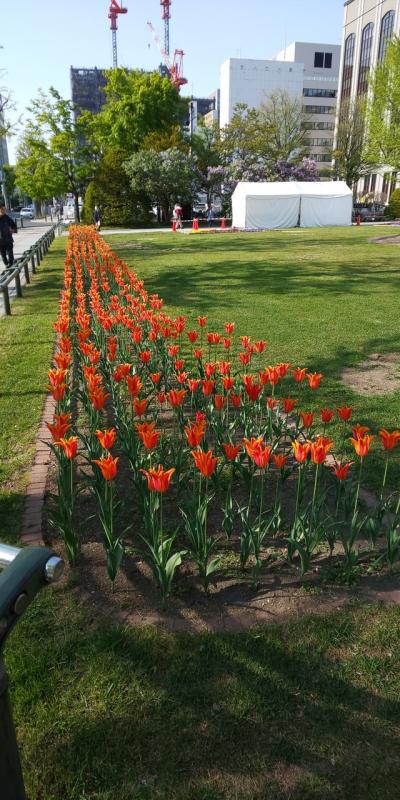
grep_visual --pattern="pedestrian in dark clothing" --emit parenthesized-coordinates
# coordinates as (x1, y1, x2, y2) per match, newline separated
(0, 205, 17, 268)
(93, 205, 101, 232)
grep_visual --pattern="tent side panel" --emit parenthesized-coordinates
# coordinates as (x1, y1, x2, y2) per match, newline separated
(245, 196, 300, 229)
(300, 196, 353, 228)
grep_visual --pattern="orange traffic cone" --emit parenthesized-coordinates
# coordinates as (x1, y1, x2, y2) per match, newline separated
(172, 220, 177, 231)
(220, 217, 226, 229)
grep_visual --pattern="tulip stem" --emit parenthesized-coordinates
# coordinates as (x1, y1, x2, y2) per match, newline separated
(310, 463, 320, 534)
(354, 458, 363, 516)
(380, 454, 389, 503)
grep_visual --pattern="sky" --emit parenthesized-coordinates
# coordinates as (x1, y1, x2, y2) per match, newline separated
(1, 0, 345, 162)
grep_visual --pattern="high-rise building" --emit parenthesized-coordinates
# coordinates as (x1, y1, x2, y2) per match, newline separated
(70, 67, 108, 116)
(219, 42, 341, 171)
(336, 1, 400, 200)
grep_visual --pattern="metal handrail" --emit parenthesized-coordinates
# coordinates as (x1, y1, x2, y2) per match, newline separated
(1, 222, 61, 316)
(0, 543, 63, 582)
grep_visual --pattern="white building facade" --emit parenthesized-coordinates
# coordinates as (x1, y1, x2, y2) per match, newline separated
(220, 42, 341, 170)
(337, 0, 400, 200)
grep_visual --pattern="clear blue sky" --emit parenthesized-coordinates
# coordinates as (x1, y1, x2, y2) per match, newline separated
(2, 0, 345, 162)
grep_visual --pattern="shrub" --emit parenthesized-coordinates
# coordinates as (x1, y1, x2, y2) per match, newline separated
(387, 188, 400, 219)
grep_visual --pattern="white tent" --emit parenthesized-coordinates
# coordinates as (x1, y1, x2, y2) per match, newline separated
(232, 182, 301, 230)
(231, 181, 353, 229)
(299, 182, 352, 228)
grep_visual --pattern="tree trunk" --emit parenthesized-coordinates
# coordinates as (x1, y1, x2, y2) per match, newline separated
(74, 193, 80, 223)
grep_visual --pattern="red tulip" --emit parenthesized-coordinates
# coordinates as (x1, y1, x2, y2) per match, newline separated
(320, 408, 334, 424)
(93, 454, 119, 480)
(191, 449, 219, 477)
(378, 429, 400, 450)
(337, 405, 353, 421)
(223, 442, 241, 461)
(141, 466, 175, 493)
(95, 428, 117, 450)
(332, 461, 354, 481)
(56, 436, 78, 460)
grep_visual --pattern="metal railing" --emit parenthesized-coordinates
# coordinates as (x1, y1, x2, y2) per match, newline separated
(0, 543, 63, 800)
(0, 221, 62, 316)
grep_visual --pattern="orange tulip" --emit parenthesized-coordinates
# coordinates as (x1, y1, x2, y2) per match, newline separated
(378, 429, 400, 450)
(310, 439, 332, 465)
(134, 398, 148, 417)
(204, 362, 216, 377)
(351, 424, 370, 439)
(93, 454, 119, 480)
(282, 397, 297, 414)
(272, 453, 289, 469)
(187, 379, 200, 393)
(90, 387, 109, 411)
(224, 322, 235, 334)
(214, 394, 226, 410)
(292, 440, 310, 463)
(168, 389, 186, 407)
(46, 413, 72, 441)
(56, 436, 78, 460)
(191, 449, 219, 477)
(150, 372, 161, 384)
(222, 376, 235, 391)
(139, 350, 151, 364)
(184, 421, 206, 447)
(254, 340, 266, 353)
(337, 405, 353, 421)
(137, 423, 161, 449)
(197, 316, 207, 328)
(230, 392, 242, 407)
(48, 368, 67, 386)
(223, 442, 241, 461)
(207, 332, 220, 345)
(126, 374, 142, 398)
(48, 382, 67, 401)
(332, 461, 354, 481)
(300, 411, 314, 429)
(350, 434, 375, 457)
(245, 383, 262, 402)
(307, 372, 323, 389)
(95, 428, 116, 450)
(187, 330, 199, 343)
(320, 408, 334, 424)
(243, 437, 271, 469)
(202, 379, 215, 396)
(266, 397, 278, 409)
(293, 367, 307, 382)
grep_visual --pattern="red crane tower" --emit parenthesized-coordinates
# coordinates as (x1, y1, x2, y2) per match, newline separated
(108, 1, 128, 68)
(160, 0, 171, 56)
(147, 21, 187, 91)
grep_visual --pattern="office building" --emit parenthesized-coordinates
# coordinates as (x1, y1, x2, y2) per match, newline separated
(337, 1, 400, 200)
(219, 42, 341, 170)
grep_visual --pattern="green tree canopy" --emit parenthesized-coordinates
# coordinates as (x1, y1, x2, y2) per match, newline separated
(333, 97, 370, 188)
(124, 147, 199, 221)
(85, 69, 188, 154)
(15, 87, 95, 220)
(83, 146, 150, 227)
(364, 37, 400, 172)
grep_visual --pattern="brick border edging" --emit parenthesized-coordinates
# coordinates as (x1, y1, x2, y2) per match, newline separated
(20, 394, 55, 545)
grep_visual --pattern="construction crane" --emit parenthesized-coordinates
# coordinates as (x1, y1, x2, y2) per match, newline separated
(108, 1, 128, 68)
(147, 21, 187, 91)
(160, 0, 171, 56)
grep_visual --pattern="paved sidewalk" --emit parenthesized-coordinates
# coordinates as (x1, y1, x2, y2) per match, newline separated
(0, 221, 55, 316)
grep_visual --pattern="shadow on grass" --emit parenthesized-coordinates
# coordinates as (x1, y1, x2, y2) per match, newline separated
(11, 600, 400, 800)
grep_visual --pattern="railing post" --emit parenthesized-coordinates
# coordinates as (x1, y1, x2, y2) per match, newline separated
(2, 287, 11, 316)
(0, 666, 26, 800)
(30, 250, 36, 274)
(23, 260, 30, 285)
(14, 271, 22, 299)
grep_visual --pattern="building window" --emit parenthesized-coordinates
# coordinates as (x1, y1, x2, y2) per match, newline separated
(303, 121, 335, 131)
(303, 88, 336, 98)
(313, 154, 332, 162)
(357, 23, 374, 94)
(378, 10, 395, 62)
(363, 175, 371, 193)
(324, 52, 332, 68)
(305, 138, 333, 147)
(341, 34, 356, 99)
(314, 52, 324, 68)
(370, 174, 377, 192)
(303, 105, 336, 114)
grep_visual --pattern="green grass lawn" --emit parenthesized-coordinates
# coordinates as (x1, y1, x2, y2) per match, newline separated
(0, 237, 66, 542)
(2, 226, 400, 800)
(6, 592, 400, 800)
(107, 226, 400, 489)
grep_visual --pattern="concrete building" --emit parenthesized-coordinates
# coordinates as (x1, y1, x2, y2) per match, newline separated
(70, 68, 108, 116)
(219, 42, 341, 170)
(336, 0, 400, 201)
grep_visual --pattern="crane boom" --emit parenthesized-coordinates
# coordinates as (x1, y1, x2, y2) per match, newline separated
(160, 0, 171, 56)
(147, 20, 187, 91)
(108, 1, 128, 68)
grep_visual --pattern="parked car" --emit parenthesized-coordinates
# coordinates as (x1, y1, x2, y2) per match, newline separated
(353, 203, 386, 222)
(20, 207, 35, 220)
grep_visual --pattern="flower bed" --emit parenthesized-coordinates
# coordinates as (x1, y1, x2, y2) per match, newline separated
(46, 226, 400, 600)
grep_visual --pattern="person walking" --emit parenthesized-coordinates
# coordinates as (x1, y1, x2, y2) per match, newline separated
(206, 204, 214, 227)
(173, 202, 183, 230)
(0, 204, 17, 269)
(93, 205, 102, 232)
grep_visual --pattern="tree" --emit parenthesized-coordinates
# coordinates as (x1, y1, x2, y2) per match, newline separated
(15, 125, 66, 210)
(333, 97, 370, 188)
(191, 122, 222, 204)
(259, 89, 308, 165)
(364, 37, 400, 173)
(86, 69, 188, 154)
(124, 148, 199, 221)
(16, 88, 95, 221)
(276, 157, 319, 181)
(386, 187, 400, 218)
(83, 147, 150, 227)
